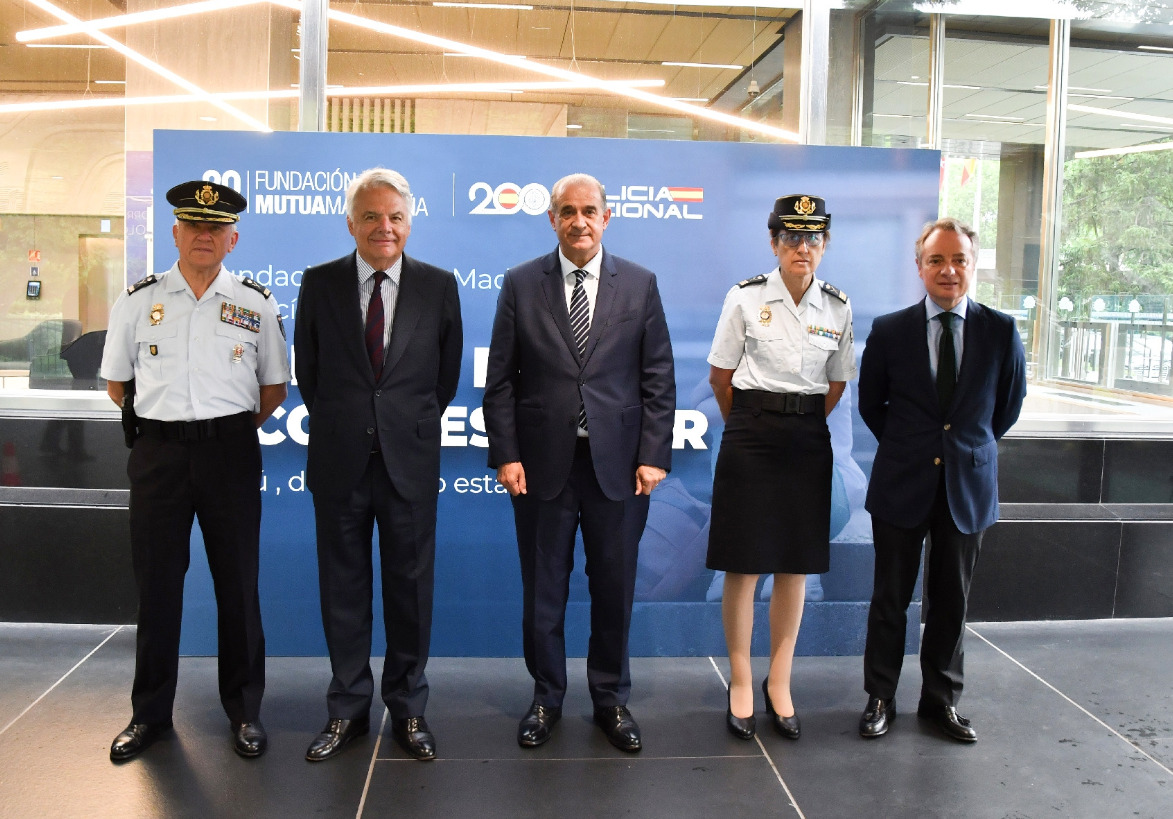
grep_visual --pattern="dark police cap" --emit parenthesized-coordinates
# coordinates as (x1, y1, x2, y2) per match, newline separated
(768, 194, 830, 233)
(166, 180, 247, 223)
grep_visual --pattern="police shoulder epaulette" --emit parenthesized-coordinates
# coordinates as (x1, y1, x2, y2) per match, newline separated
(820, 281, 848, 303)
(737, 273, 769, 288)
(240, 276, 273, 298)
(126, 274, 158, 295)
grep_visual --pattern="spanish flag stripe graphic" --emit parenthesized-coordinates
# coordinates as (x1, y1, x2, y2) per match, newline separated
(667, 187, 704, 202)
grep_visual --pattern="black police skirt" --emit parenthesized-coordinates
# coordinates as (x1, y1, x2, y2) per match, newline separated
(705, 402, 832, 575)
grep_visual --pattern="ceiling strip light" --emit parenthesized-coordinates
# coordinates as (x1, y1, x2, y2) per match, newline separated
(22, 0, 270, 132)
(662, 61, 743, 70)
(265, 0, 799, 143)
(1074, 142, 1173, 159)
(1137, 45, 1173, 53)
(1069, 104, 1173, 127)
(433, 2, 534, 8)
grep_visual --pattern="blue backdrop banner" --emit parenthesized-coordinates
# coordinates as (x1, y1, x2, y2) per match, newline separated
(151, 130, 940, 657)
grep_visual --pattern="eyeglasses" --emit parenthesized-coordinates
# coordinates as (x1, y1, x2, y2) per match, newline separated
(777, 231, 826, 248)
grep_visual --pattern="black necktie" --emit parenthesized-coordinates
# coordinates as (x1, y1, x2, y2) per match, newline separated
(365, 270, 387, 378)
(936, 312, 956, 412)
(570, 269, 590, 430)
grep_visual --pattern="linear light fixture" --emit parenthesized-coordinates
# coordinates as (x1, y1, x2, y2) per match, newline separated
(433, 2, 534, 8)
(662, 61, 742, 70)
(1074, 141, 1173, 159)
(24, 43, 108, 48)
(16, 0, 270, 41)
(1069, 103, 1173, 128)
(896, 81, 982, 90)
(1137, 45, 1173, 53)
(281, 1, 800, 142)
(1069, 93, 1134, 102)
(1035, 84, 1112, 94)
(21, 0, 270, 132)
(0, 80, 665, 115)
(964, 113, 1023, 121)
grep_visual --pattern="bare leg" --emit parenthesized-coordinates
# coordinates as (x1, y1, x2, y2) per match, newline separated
(766, 573, 806, 718)
(722, 572, 759, 719)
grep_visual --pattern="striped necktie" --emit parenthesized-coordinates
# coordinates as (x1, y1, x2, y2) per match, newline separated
(570, 269, 590, 431)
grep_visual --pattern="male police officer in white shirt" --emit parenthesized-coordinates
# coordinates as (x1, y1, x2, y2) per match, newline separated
(100, 180, 290, 762)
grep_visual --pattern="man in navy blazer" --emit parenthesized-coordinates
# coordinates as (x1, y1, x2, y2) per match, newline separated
(857, 217, 1026, 743)
(483, 173, 675, 753)
(295, 168, 462, 762)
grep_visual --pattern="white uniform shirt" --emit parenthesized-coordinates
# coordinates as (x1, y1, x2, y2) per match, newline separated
(100, 263, 291, 421)
(708, 268, 856, 394)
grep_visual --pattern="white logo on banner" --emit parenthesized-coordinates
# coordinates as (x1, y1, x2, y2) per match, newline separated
(469, 182, 551, 215)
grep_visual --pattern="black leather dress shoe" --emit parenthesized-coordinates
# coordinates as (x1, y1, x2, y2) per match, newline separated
(233, 721, 268, 758)
(762, 679, 800, 740)
(726, 689, 756, 741)
(859, 696, 895, 739)
(917, 704, 977, 742)
(110, 721, 172, 762)
(594, 706, 642, 752)
(392, 716, 436, 761)
(518, 702, 562, 748)
(305, 717, 370, 762)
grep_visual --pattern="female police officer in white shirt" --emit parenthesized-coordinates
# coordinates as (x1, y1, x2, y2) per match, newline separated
(706, 194, 855, 741)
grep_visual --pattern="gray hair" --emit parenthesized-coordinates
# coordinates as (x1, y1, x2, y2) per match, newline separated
(345, 168, 413, 225)
(915, 217, 977, 263)
(549, 173, 607, 213)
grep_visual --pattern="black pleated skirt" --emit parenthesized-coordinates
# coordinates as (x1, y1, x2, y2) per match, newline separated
(705, 403, 832, 575)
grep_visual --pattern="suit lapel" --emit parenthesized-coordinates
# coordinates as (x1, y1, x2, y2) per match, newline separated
(908, 300, 937, 407)
(583, 249, 618, 367)
(383, 255, 422, 379)
(950, 299, 983, 408)
(327, 252, 373, 380)
(540, 251, 581, 362)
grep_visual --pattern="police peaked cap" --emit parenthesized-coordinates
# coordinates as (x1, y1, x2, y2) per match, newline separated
(167, 180, 247, 223)
(768, 194, 830, 232)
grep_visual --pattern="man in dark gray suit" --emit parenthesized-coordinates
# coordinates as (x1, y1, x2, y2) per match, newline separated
(483, 173, 676, 753)
(295, 168, 462, 762)
(857, 217, 1026, 743)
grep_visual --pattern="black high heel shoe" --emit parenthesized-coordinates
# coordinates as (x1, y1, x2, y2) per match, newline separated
(726, 688, 756, 740)
(762, 678, 800, 740)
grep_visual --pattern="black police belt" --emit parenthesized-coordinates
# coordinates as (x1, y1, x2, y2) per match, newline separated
(732, 388, 824, 415)
(138, 412, 253, 441)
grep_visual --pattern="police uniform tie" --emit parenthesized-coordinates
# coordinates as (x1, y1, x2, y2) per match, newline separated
(365, 270, 388, 378)
(936, 311, 957, 412)
(570, 269, 590, 431)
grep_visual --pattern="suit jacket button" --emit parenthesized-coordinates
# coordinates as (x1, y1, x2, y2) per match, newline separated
(943, 423, 951, 431)
(367, 427, 375, 435)
(933, 457, 942, 466)
(375, 390, 382, 397)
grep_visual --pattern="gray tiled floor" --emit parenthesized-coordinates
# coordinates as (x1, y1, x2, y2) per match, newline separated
(0, 620, 1169, 818)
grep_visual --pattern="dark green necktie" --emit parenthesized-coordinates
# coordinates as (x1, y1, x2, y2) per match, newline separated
(936, 312, 956, 412)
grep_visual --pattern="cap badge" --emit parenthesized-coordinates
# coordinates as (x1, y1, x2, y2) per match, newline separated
(795, 196, 815, 216)
(194, 184, 220, 207)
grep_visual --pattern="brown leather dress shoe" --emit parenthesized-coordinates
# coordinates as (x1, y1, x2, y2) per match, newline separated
(859, 696, 895, 738)
(233, 721, 268, 758)
(110, 721, 173, 762)
(518, 702, 562, 748)
(917, 703, 977, 742)
(392, 716, 436, 761)
(593, 706, 642, 752)
(305, 717, 370, 762)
